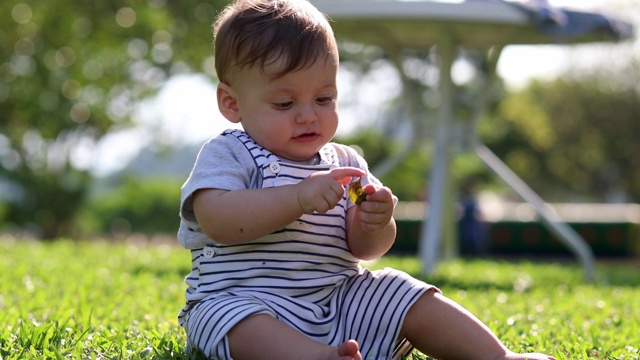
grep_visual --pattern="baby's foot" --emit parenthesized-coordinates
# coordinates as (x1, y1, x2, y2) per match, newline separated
(332, 339, 361, 360)
(505, 352, 555, 360)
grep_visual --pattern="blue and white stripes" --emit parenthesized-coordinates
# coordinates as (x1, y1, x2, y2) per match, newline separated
(177, 130, 436, 359)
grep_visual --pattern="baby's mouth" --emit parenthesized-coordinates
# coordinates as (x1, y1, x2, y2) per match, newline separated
(294, 132, 319, 142)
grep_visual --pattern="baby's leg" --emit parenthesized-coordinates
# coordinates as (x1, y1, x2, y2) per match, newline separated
(228, 314, 362, 360)
(400, 289, 554, 360)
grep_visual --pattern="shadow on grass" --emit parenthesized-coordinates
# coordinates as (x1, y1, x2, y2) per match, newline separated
(380, 255, 640, 289)
(129, 263, 191, 279)
(593, 258, 640, 286)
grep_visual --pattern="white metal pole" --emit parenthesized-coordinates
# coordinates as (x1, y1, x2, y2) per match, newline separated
(419, 36, 456, 274)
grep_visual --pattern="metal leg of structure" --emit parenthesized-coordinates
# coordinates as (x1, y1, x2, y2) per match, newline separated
(473, 142, 595, 282)
(418, 41, 595, 282)
(419, 38, 457, 275)
(469, 47, 595, 282)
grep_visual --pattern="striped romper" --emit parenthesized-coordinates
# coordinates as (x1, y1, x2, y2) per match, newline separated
(177, 130, 437, 359)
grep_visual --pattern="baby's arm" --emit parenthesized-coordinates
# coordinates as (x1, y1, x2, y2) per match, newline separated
(193, 167, 365, 245)
(346, 184, 396, 260)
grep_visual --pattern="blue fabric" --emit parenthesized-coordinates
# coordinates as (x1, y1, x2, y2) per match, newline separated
(512, 0, 634, 41)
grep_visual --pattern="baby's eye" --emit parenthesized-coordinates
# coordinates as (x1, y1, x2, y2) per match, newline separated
(316, 96, 335, 105)
(273, 101, 293, 110)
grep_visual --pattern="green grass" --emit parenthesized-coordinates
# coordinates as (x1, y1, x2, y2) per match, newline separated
(1, 238, 639, 359)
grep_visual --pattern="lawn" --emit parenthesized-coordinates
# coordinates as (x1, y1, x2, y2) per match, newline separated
(1, 237, 638, 359)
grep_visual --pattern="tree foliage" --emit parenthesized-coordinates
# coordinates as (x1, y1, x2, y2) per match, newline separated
(0, 0, 227, 238)
(335, 131, 433, 201)
(79, 176, 182, 236)
(338, 58, 640, 205)
(1, 0, 638, 239)
(483, 77, 640, 202)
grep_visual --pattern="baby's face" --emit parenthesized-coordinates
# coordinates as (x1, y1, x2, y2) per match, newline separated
(230, 57, 339, 162)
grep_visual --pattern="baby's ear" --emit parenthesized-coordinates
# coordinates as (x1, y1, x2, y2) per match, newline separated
(217, 82, 241, 123)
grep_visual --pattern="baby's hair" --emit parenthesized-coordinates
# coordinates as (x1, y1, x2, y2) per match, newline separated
(213, 0, 337, 82)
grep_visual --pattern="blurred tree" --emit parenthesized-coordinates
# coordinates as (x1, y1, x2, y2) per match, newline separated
(0, 0, 226, 238)
(79, 176, 182, 237)
(335, 130, 433, 201)
(336, 46, 500, 201)
(338, 48, 640, 204)
(482, 74, 640, 202)
(479, 0, 640, 203)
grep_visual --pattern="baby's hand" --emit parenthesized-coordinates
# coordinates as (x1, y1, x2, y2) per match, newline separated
(355, 184, 394, 234)
(296, 167, 365, 214)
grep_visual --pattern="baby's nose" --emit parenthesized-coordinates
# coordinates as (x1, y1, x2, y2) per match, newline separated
(295, 103, 318, 124)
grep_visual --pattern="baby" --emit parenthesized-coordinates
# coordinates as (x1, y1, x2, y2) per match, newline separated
(176, 0, 556, 359)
